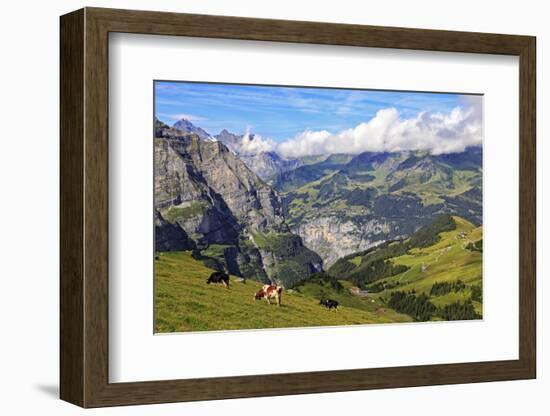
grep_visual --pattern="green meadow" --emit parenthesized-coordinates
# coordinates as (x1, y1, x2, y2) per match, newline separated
(154, 216, 482, 332)
(154, 251, 409, 333)
(374, 217, 483, 315)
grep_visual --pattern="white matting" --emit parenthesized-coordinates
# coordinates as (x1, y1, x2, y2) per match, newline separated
(108, 33, 519, 383)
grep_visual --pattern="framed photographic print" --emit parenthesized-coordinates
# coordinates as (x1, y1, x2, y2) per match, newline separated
(60, 7, 536, 408)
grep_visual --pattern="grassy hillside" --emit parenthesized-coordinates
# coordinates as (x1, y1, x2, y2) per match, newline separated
(155, 216, 482, 332)
(376, 216, 483, 315)
(328, 215, 482, 321)
(155, 251, 408, 333)
(294, 276, 411, 323)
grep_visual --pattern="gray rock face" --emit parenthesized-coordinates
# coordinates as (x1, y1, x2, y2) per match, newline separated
(154, 130, 322, 286)
(239, 151, 302, 183)
(292, 216, 397, 268)
(155, 135, 287, 239)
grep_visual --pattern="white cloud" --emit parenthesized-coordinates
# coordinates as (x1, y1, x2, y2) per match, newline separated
(275, 103, 482, 158)
(276, 130, 332, 158)
(238, 128, 276, 155)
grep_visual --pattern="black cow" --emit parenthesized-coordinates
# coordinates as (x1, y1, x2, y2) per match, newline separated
(319, 299, 339, 310)
(206, 271, 230, 288)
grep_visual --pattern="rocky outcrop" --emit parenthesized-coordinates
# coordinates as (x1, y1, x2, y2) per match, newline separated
(155, 135, 287, 235)
(249, 231, 323, 287)
(154, 129, 321, 286)
(239, 151, 301, 183)
(292, 216, 397, 268)
(154, 210, 196, 251)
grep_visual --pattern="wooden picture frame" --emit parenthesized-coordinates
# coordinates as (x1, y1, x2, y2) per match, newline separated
(60, 7, 536, 408)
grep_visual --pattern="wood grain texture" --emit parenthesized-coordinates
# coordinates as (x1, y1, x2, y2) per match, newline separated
(518, 38, 537, 376)
(59, 8, 84, 407)
(83, 10, 110, 406)
(87, 7, 532, 54)
(59, 7, 537, 408)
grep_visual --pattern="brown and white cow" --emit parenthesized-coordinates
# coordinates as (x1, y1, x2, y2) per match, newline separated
(254, 284, 283, 306)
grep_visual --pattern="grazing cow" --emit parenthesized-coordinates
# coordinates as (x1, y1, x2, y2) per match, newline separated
(319, 299, 339, 310)
(206, 271, 230, 288)
(254, 284, 283, 306)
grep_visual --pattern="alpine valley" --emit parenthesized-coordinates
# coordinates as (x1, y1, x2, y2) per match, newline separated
(154, 117, 483, 330)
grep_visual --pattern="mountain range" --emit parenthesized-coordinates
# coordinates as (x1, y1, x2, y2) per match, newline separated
(277, 146, 482, 265)
(154, 117, 482, 285)
(214, 129, 302, 181)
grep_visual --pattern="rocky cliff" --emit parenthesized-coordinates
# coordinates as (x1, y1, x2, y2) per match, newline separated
(292, 216, 395, 268)
(154, 122, 322, 287)
(154, 210, 196, 252)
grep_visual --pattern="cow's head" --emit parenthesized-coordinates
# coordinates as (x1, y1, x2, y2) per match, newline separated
(254, 290, 264, 301)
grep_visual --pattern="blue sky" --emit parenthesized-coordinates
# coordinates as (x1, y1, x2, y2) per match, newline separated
(154, 81, 471, 142)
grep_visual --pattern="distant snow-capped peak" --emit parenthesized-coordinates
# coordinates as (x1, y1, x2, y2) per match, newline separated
(172, 118, 217, 142)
